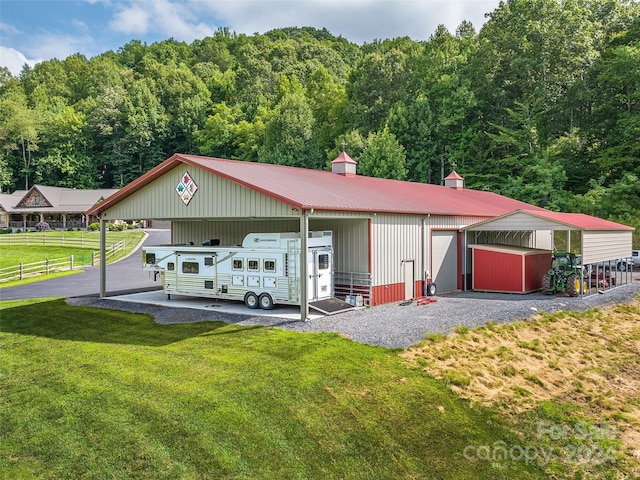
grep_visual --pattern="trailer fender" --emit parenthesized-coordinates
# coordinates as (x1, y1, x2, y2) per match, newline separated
(244, 292, 259, 309)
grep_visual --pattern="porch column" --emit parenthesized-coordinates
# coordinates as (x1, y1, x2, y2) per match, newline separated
(22, 213, 27, 230)
(62, 213, 67, 229)
(99, 218, 106, 298)
(299, 210, 309, 322)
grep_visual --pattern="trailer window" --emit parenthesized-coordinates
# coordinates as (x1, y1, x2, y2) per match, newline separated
(145, 252, 156, 264)
(204, 257, 214, 266)
(264, 260, 276, 272)
(318, 254, 330, 270)
(182, 261, 199, 274)
(167, 262, 175, 271)
(248, 259, 259, 271)
(233, 259, 243, 270)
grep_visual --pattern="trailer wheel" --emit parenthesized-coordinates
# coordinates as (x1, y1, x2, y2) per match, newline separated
(244, 292, 259, 309)
(426, 282, 437, 296)
(258, 293, 274, 310)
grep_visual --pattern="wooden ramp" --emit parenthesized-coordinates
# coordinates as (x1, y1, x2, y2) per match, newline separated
(309, 298, 356, 315)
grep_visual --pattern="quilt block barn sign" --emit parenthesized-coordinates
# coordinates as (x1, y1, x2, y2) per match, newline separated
(176, 172, 198, 206)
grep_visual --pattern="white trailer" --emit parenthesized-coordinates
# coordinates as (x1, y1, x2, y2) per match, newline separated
(142, 231, 333, 310)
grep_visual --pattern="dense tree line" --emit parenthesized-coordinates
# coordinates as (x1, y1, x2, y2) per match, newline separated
(0, 0, 638, 233)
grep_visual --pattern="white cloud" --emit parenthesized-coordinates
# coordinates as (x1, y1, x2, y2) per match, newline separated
(106, 0, 498, 47)
(197, 0, 500, 43)
(109, 0, 216, 42)
(0, 21, 22, 36)
(0, 46, 39, 76)
(110, 3, 151, 34)
(23, 33, 96, 63)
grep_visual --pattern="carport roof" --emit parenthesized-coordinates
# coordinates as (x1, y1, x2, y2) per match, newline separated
(89, 154, 545, 217)
(463, 209, 633, 231)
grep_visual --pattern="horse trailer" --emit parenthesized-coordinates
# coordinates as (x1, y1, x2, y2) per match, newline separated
(142, 231, 334, 310)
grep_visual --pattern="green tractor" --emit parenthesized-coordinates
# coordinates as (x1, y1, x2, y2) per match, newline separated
(542, 251, 587, 297)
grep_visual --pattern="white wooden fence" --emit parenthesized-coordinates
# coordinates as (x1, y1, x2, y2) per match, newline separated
(0, 233, 104, 249)
(0, 239, 125, 283)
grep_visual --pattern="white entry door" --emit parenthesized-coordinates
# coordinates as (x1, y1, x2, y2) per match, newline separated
(403, 260, 414, 299)
(307, 249, 332, 300)
(432, 231, 458, 293)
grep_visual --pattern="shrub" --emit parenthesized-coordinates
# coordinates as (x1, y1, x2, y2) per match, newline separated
(88, 222, 100, 231)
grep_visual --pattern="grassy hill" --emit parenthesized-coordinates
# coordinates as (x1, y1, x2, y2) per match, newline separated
(2, 297, 638, 478)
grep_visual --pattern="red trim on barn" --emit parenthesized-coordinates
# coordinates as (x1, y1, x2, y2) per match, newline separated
(371, 283, 405, 306)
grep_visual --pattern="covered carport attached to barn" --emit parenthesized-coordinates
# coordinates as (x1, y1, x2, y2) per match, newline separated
(462, 209, 634, 295)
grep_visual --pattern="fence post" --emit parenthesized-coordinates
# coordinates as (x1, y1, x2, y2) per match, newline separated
(20, 263, 23, 279)
(25, 233, 28, 245)
(92, 251, 96, 266)
(81, 235, 84, 247)
(43, 234, 46, 246)
(61, 234, 64, 246)
(70, 254, 74, 270)
(46, 258, 49, 274)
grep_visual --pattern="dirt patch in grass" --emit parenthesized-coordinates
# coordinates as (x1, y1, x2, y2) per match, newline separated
(402, 297, 640, 471)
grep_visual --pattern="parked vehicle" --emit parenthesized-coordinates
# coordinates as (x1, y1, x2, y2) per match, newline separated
(615, 258, 633, 271)
(542, 251, 587, 296)
(142, 231, 333, 309)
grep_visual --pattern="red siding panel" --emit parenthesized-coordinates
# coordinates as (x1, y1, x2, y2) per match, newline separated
(371, 283, 404, 306)
(473, 249, 523, 292)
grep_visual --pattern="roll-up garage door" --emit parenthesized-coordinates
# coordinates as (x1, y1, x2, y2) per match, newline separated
(432, 230, 458, 293)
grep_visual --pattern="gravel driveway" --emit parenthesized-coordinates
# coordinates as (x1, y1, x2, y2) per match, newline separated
(69, 272, 640, 349)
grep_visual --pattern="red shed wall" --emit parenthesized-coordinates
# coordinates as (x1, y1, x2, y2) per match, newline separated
(472, 249, 524, 292)
(524, 253, 551, 292)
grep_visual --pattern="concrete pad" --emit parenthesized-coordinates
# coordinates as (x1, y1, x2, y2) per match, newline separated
(108, 290, 326, 321)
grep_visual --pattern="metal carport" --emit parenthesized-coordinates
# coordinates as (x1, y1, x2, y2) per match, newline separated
(462, 209, 634, 294)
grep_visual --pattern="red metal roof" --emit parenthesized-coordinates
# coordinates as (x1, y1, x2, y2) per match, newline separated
(519, 209, 634, 231)
(88, 154, 550, 218)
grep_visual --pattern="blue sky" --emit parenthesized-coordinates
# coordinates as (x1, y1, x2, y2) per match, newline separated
(0, 0, 501, 75)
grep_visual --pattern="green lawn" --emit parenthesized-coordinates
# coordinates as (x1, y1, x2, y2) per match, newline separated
(0, 230, 146, 288)
(0, 298, 551, 480)
(0, 245, 97, 268)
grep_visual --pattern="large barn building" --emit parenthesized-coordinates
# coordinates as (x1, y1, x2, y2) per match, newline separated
(88, 153, 633, 320)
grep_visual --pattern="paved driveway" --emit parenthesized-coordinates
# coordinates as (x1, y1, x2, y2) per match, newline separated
(0, 229, 170, 300)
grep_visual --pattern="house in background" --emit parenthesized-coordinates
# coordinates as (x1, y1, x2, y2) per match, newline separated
(0, 185, 119, 230)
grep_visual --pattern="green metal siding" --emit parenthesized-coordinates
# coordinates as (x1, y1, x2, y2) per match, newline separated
(100, 165, 297, 221)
